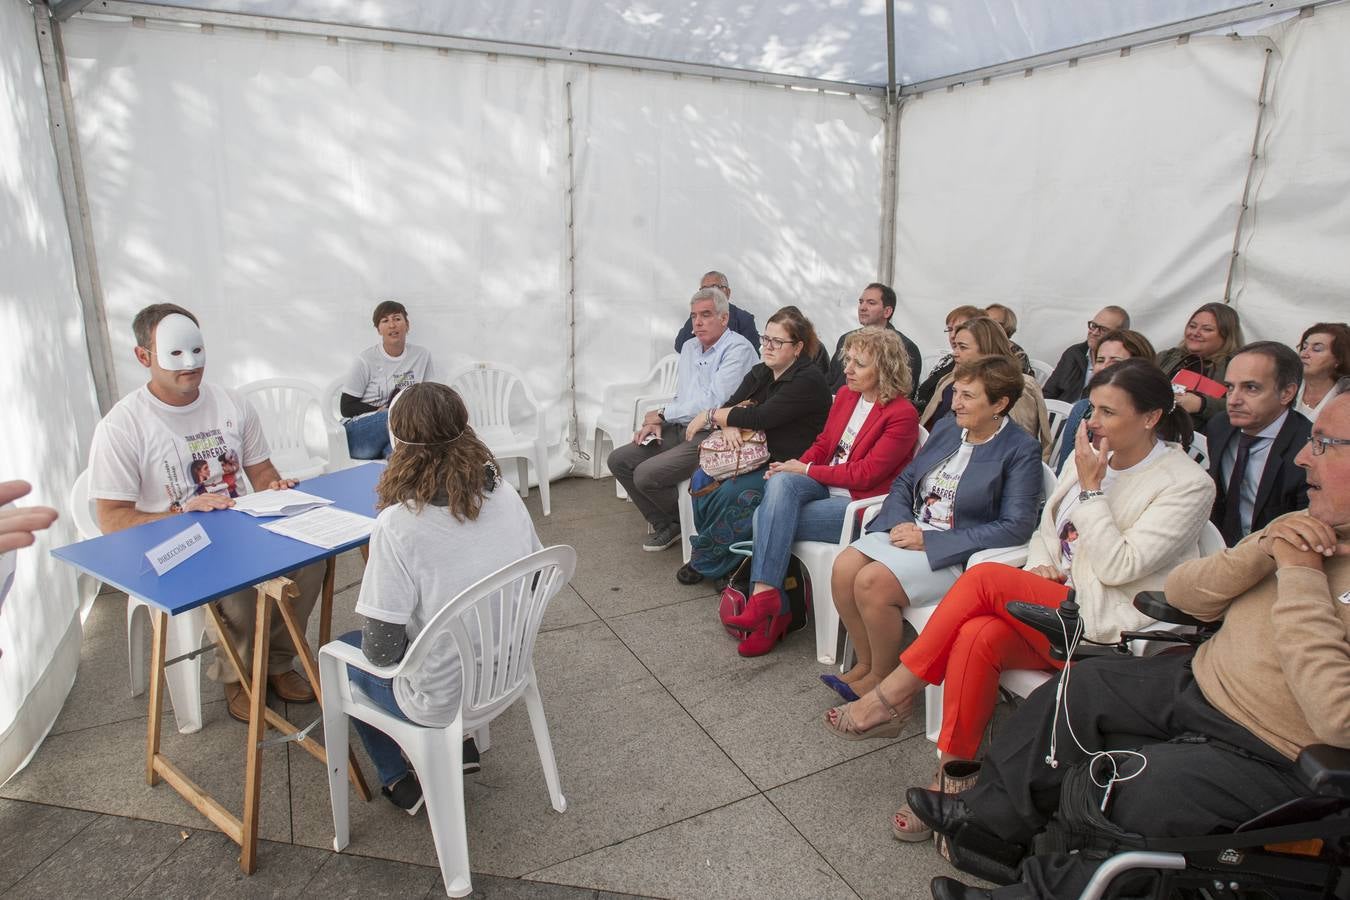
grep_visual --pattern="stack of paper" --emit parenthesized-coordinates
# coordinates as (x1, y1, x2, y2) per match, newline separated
(261, 506, 376, 549)
(232, 489, 333, 518)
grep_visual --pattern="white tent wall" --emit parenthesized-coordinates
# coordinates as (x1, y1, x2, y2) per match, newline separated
(61, 15, 573, 481)
(1232, 2, 1350, 343)
(0, 0, 102, 782)
(889, 36, 1274, 363)
(570, 68, 884, 468)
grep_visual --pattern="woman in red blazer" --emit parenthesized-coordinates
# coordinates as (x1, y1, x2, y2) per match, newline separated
(726, 327, 920, 655)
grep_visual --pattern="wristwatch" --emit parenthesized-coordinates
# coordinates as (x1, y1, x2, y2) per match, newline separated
(1078, 489, 1106, 503)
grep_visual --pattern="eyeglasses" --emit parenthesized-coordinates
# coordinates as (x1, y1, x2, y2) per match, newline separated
(760, 336, 801, 349)
(1086, 321, 1111, 334)
(1309, 434, 1350, 456)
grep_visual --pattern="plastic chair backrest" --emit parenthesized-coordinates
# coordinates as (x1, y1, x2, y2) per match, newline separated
(649, 354, 680, 396)
(68, 469, 102, 540)
(1041, 463, 1058, 502)
(1029, 358, 1054, 386)
(238, 378, 323, 457)
(915, 425, 929, 449)
(324, 377, 345, 425)
(398, 545, 577, 725)
(1187, 433, 1209, 468)
(447, 363, 540, 436)
(1197, 521, 1226, 556)
(1044, 399, 1074, 463)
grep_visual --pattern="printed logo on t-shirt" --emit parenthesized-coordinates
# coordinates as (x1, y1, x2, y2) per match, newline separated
(169, 430, 243, 509)
(919, 471, 959, 530)
(1059, 520, 1080, 587)
(830, 434, 856, 466)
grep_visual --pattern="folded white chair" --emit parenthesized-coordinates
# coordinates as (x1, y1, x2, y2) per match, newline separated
(447, 362, 552, 516)
(320, 545, 576, 898)
(69, 469, 210, 734)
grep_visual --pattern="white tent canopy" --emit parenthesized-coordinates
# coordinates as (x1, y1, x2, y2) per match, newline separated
(3, 0, 1347, 780)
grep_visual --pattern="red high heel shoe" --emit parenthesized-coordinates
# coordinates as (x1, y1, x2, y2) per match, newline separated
(737, 612, 790, 657)
(723, 588, 782, 631)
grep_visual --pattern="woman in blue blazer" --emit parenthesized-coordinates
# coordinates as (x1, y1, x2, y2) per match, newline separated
(826, 356, 1044, 702)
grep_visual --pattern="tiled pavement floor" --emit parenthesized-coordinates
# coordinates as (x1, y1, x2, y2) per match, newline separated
(3, 476, 1003, 899)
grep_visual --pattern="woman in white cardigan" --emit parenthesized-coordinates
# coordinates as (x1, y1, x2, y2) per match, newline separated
(823, 358, 1215, 841)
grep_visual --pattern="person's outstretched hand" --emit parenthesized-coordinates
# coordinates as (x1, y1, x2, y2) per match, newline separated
(0, 481, 59, 553)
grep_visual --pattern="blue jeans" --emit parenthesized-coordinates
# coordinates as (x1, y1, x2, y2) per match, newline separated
(338, 631, 411, 787)
(344, 409, 391, 460)
(749, 472, 854, 602)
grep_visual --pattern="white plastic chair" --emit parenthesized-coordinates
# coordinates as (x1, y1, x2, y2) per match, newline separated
(322, 377, 363, 470)
(69, 469, 210, 734)
(238, 377, 353, 479)
(446, 363, 552, 516)
(1029, 358, 1054, 387)
(319, 545, 576, 898)
(593, 354, 680, 498)
(792, 425, 928, 664)
(1187, 433, 1209, 468)
(677, 477, 694, 564)
(1044, 399, 1074, 464)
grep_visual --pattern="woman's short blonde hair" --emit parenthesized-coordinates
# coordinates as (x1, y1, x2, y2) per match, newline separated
(843, 326, 912, 405)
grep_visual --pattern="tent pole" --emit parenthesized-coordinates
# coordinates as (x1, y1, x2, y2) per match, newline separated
(32, 4, 117, 413)
(877, 0, 899, 285)
(1224, 45, 1277, 302)
(563, 79, 583, 468)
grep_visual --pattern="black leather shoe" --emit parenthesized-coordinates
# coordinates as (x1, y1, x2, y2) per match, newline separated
(930, 876, 992, 900)
(906, 787, 977, 838)
(675, 563, 705, 585)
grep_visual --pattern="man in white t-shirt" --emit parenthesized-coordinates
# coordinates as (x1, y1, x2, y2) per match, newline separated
(87, 303, 324, 723)
(339, 300, 439, 459)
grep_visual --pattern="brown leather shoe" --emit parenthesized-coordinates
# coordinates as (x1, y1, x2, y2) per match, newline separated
(224, 682, 251, 723)
(268, 669, 316, 703)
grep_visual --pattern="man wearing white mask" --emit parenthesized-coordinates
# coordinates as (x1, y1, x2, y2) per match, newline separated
(87, 303, 323, 723)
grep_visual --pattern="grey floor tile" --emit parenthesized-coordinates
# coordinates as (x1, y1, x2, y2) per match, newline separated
(0, 799, 99, 893)
(522, 476, 619, 526)
(541, 585, 599, 633)
(1, 701, 295, 842)
(301, 852, 440, 899)
(469, 872, 652, 898)
(288, 622, 756, 877)
(126, 830, 331, 898)
(6, 814, 188, 899)
(607, 596, 924, 790)
(529, 795, 858, 900)
(767, 736, 994, 900)
(536, 512, 715, 620)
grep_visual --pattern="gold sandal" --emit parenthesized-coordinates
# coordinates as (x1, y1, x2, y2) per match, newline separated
(823, 687, 908, 741)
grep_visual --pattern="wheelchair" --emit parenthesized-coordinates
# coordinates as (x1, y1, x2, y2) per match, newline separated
(952, 591, 1350, 899)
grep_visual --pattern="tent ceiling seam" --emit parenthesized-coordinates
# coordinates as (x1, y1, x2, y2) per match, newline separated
(901, 0, 1329, 96)
(83, 0, 885, 97)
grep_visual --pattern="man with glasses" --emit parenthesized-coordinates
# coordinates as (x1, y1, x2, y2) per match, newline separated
(826, 282, 922, 399)
(918, 384, 1350, 900)
(674, 270, 759, 352)
(1041, 305, 1130, 402)
(613, 287, 757, 551)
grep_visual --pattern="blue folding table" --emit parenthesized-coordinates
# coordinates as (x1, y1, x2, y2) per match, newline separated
(52, 461, 384, 873)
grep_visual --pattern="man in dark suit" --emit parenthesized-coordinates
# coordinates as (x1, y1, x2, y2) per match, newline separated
(1207, 341, 1311, 546)
(1041, 305, 1130, 402)
(674, 270, 758, 351)
(826, 282, 922, 400)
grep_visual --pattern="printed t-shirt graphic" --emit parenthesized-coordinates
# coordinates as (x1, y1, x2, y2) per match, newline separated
(87, 384, 271, 514)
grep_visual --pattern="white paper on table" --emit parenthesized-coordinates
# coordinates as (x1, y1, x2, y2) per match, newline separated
(260, 506, 375, 549)
(231, 489, 334, 518)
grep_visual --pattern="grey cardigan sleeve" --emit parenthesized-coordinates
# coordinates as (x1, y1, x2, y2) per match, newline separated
(360, 616, 408, 667)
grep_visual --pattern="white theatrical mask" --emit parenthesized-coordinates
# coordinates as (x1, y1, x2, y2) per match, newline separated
(155, 313, 206, 371)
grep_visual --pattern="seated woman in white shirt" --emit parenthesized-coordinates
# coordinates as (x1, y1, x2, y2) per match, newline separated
(337, 382, 541, 814)
(339, 300, 439, 460)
